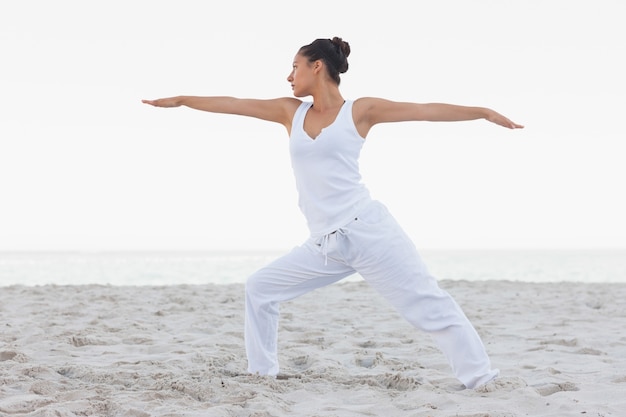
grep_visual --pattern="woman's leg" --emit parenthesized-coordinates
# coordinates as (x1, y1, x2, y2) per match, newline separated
(245, 238, 354, 376)
(344, 202, 498, 389)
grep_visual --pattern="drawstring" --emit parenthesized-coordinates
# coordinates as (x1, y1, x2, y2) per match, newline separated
(319, 228, 349, 265)
(320, 234, 331, 265)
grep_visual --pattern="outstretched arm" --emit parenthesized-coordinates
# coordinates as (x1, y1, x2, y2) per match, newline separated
(354, 97, 523, 136)
(142, 96, 301, 127)
(411, 102, 523, 129)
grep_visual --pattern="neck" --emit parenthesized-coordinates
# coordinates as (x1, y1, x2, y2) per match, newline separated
(310, 85, 344, 112)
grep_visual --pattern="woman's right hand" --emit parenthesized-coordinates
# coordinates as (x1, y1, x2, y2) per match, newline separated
(141, 97, 182, 108)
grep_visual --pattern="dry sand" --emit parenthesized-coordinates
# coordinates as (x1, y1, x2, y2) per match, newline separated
(1, 280, 625, 416)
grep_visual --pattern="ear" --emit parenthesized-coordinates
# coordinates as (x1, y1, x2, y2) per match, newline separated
(312, 59, 324, 74)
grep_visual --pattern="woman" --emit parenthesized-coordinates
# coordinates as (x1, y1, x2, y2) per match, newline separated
(143, 37, 523, 389)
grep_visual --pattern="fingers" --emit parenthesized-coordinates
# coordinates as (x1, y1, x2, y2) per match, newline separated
(494, 113, 524, 129)
(141, 99, 167, 107)
(505, 119, 524, 129)
(141, 98, 180, 107)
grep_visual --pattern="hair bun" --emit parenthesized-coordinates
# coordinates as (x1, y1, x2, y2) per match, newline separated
(331, 37, 351, 58)
(298, 37, 350, 83)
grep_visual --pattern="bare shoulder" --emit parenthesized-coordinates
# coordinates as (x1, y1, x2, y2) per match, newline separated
(270, 97, 302, 122)
(353, 97, 384, 112)
(352, 97, 409, 135)
(277, 97, 303, 127)
(352, 97, 399, 118)
(279, 97, 303, 113)
(351, 97, 389, 137)
(237, 97, 302, 125)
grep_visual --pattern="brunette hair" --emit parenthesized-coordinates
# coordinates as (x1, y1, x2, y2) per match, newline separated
(299, 37, 350, 85)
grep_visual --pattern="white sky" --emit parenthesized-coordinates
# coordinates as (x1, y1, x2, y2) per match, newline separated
(1, 0, 624, 252)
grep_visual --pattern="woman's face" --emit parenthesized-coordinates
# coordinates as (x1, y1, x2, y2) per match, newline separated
(287, 54, 316, 97)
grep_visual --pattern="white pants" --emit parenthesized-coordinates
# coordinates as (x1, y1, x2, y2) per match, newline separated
(244, 201, 498, 389)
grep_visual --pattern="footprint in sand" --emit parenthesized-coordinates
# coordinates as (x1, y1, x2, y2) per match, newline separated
(355, 351, 383, 369)
(474, 376, 528, 393)
(0, 394, 54, 415)
(575, 347, 605, 356)
(0, 350, 28, 363)
(289, 354, 312, 370)
(0, 351, 19, 361)
(376, 373, 420, 391)
(534, 381, 579, 396)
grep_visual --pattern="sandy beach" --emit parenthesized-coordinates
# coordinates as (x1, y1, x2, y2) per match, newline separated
(1, 279, 625, 416)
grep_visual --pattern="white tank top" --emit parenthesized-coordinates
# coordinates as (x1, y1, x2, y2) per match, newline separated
(289, 100, 372, 237)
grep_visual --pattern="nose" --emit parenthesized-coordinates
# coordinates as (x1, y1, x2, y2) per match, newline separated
(287, 70, 294, 83)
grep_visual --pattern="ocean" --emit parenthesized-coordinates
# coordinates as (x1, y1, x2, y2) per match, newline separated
(0, 250, 624, 286)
